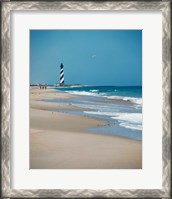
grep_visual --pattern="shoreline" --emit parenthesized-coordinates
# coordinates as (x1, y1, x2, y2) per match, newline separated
(30, 87, 142, 169)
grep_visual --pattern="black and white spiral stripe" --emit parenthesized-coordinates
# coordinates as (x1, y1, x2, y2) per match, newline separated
(60, 64, 64, 85)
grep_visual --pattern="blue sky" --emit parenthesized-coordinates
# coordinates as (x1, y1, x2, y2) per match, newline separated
(30, 30, 142, 86)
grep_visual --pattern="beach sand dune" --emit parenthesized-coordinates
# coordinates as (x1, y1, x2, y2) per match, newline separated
(30, 88, 142, 169)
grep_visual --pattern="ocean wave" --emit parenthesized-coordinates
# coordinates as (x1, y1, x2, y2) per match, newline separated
(90, 89, 98, 92)
(112, 113, 142, 131)
(84, 111, 117, 116)
(67, 91, 98, 96)
(119, 122, 142, 131)
(66, 90, 142, 106)
(107, 96, 142, 105)
(84, 110, 142, 131)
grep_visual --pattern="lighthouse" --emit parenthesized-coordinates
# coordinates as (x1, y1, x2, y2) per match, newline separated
(60, 63, 64, 86)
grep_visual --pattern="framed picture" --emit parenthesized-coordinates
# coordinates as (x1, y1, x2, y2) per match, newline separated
(1, 1, 171, 198)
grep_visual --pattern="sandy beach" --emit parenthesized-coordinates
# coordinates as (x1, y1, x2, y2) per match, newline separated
(30, 87, 142, 169)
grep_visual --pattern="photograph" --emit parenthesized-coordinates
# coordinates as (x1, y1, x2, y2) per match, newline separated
(1, 0, 171, 197)
(30, 30, 142, 169)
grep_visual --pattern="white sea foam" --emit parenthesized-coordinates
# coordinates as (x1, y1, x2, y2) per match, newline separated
(90, 89, 98, 92)
(66, 90, 142, 107)
(120, 122, 142, 130)
(107, 96, 142, 106)
(84, 110, 142, 131)
(67, 91, 98, 96)
(112, 113, 142, 130)
(123, 97, 142, 105)
(84, 111, 117, 116)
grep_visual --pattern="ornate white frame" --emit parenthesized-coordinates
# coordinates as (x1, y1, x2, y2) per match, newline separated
(1, 1, 171, 198)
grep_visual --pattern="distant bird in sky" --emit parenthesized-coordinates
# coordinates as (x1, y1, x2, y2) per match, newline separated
(91, 54, 96, 58)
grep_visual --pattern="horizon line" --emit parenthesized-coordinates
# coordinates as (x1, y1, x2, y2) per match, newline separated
(30, 83, 142, 87)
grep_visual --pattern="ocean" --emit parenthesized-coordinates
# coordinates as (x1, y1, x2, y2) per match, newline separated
(51, 86, 142, 140)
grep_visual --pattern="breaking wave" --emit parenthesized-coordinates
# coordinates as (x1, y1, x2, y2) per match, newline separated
(67, 90, 142, 106)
